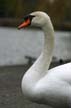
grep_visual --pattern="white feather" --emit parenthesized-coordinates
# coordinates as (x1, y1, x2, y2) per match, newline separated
(21, 11, 71, 108)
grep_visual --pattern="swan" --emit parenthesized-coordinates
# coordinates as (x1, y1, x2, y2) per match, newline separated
(18, 11, 71, 108)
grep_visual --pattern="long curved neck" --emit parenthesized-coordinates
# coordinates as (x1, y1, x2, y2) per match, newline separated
(42, 23, 54, 70)
(22, 21, 54, 94)
(33, 25, 54, 76)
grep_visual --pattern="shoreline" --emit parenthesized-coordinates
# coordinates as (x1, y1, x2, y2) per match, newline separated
(0, 18, 71, 31)
(0, 58, 70, 68)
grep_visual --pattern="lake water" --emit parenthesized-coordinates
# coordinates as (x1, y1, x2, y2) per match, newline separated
(0, 27, 71, 66)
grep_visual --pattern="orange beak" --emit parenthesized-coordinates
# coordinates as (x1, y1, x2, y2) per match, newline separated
(18, 19, 31, 29)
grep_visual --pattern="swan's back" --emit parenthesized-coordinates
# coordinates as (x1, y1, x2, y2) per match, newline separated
(49, 62, 71, 83)
(34, 63, 71, 107)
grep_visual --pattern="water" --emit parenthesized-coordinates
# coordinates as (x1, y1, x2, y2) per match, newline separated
(0, 27, 71, 66)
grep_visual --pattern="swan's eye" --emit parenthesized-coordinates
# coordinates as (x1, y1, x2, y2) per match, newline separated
(24, 15, 35, 21)
(18, 15, 35, 29)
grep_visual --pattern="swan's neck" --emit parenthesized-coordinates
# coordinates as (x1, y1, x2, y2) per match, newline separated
(22, 22, 54, 96)
(34, 26, 54, 75)
(42, 24, 54, 70)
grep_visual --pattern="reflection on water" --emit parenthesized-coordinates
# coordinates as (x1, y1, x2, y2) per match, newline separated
(0, 27, 71, 66)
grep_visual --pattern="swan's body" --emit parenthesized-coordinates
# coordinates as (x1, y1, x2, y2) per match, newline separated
(18, 11, 71, 108)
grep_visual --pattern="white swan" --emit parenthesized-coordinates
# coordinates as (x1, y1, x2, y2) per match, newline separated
(18, 11, 71, 108)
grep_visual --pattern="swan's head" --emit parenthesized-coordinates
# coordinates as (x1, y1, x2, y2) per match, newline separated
(18, 11, 50, 29)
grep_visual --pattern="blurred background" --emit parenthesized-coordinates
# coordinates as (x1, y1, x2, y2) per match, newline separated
(0, 0, 71, 108)
(0, 0, 71, 29)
